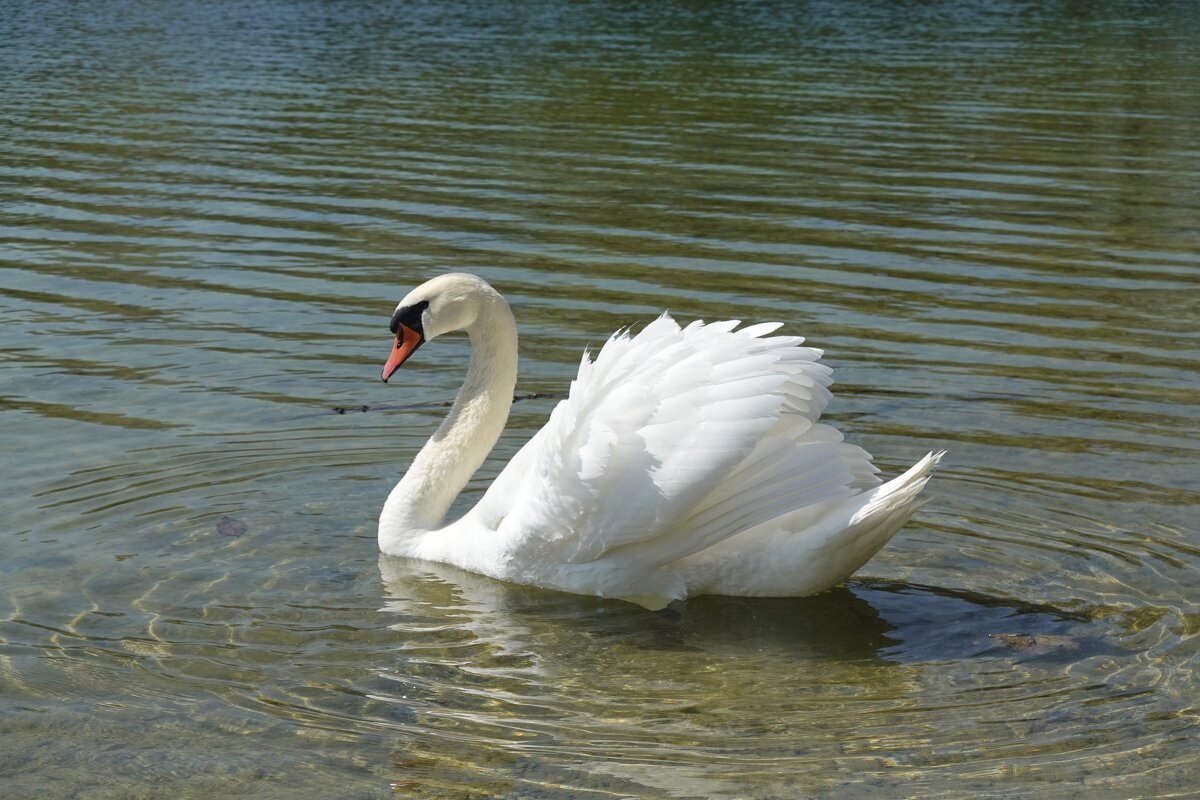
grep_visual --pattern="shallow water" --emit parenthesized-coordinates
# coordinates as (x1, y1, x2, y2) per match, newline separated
(2, 1, 1199, 797)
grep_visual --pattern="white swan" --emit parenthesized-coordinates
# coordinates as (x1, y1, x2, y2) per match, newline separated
(378, 273, 942, 610)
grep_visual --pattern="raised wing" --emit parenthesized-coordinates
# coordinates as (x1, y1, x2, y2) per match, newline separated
(472, 314, 848, 565)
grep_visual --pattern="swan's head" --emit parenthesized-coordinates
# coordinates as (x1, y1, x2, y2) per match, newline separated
(381, 273, 502, 382)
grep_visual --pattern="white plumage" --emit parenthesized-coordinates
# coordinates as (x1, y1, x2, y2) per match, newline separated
(378, 273, 942, 609)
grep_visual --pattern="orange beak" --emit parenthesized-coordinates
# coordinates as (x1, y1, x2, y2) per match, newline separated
(381, 323, 424, 382)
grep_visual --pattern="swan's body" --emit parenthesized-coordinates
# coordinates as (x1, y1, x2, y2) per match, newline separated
(378, 274, 941, 609)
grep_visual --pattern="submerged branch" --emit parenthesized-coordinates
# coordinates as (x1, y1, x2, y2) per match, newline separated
(273, 392, 565, 423)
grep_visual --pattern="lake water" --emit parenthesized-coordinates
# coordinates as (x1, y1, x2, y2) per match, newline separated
(2, 1, 1198, 797)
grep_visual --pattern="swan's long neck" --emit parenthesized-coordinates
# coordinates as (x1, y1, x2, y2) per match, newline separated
(380, 296, 518, 543)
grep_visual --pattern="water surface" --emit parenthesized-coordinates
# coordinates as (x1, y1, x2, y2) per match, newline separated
(2, 2, 1199, 797)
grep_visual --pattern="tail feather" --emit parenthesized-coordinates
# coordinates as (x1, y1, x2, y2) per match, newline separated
(849, 450, 943, 527)
(678, 451, 944, 598)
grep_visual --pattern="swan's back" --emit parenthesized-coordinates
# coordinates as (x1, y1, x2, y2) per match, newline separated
(453, 313, 936, 606)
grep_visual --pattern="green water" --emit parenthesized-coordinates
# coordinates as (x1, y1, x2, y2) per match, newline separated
(2, 2, 1198, 797)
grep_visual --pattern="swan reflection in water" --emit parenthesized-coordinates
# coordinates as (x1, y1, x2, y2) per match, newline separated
(378, 554, 902, 662)
(376, 554, 1092, 667)
(373, 555, 1100, 797)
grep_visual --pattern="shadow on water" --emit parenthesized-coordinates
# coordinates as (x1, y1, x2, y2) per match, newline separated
(377, 556, 1111, 667)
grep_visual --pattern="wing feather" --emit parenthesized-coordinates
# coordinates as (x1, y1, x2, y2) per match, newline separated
(473, 314, 859, 567)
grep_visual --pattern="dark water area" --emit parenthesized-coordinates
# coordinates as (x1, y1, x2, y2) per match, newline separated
(2, 2, 1198, 797)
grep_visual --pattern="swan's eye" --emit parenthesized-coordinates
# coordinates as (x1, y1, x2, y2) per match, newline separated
(390, 299, 429, 336)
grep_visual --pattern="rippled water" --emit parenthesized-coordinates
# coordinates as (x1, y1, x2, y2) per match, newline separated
(3, 2, 1199, 797)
